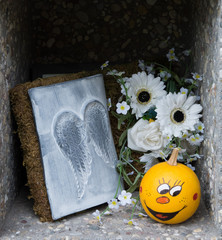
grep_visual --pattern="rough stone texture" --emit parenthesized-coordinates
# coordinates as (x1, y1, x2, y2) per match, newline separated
(0, 0, 31, 230)
(0, 187, 221, 239)
(191, 0, 222, 234)
(31, 0, 192, 65)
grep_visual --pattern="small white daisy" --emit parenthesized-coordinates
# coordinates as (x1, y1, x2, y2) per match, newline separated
(138, 212, 148, 218)
(167, 54, 179, 62)
(155, 93, 203, 138)
(181, 130, 189, 139)
(123, 219, 138, 226)
(116, 101, 130, 115)
(108, 199, 119, 210)
(158, 149, 170, 160)
(107, 69, 125, 76)
(120, 84, 128, 95)
(138, 59, 146, 71)
(140, 152, 160, 163)
(107, 98, 112, 111)
(194, 121, 204, 133)
(169, 48, 175, 54)
(183, 50, 191, 56)
(100, 61, 109, 69)
(127, 71, 166, 119)
(166, 48, 178, 62)
(187, 156, 198, 162)
(180, 87, 188, 95)
(168, 143, 176, 150)
(159, 71, 171, 81)
(118, 190, 132, 206)
(146, 64, 155, 74)
(131, 198, 137, 205)
(92, 210, 102, 223)
(190, 153, 201, 159)
(187, 134, 204, 146)
(191, 72, 203, 81)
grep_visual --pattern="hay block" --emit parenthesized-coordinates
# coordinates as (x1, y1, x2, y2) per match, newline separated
(9, 63, 139, 221)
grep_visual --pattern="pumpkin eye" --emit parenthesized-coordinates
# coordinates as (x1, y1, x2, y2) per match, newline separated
(169, 185, 182, 197)
(157, 184, 170, 194)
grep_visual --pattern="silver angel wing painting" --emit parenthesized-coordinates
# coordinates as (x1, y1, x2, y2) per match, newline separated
(28, 74, 120, 220)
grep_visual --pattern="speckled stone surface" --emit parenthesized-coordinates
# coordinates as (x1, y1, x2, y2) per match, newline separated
(0, 187, 221, 240)
(0, 0, 31, 230)
(191, 0, 222, 234)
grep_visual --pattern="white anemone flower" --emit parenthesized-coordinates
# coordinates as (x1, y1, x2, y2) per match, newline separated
(118, 190, 132, 206)
(107, 98, 112, 111)
(155, 93, 202, 137)
(123, 219, 138, 226)
(191, 72, 203, 81)
(194, 121, 204, 133)
(180, 87, 188, 95)
(108, 199, 119, 210)
(92, 210, 102, 223)
(127, 71, 166, 119)
(187, 134, 204, 146)
(146, 64, 155, 74)
(138, 59, 146, 71)
(116, 101, 130, 115)
(100, 60, 109, 69)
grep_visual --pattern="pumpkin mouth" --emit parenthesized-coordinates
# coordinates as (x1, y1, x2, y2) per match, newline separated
(144, 201, 187, 221)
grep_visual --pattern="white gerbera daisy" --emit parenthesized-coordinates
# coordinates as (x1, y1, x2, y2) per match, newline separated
(155, 92, 202, 137)
(127, 71, 166, 119)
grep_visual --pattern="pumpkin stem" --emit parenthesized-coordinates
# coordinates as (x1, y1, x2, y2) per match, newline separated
(167, 148, 179, 166)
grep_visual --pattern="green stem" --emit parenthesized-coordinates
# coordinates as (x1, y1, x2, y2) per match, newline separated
(130, 195, 140, 219)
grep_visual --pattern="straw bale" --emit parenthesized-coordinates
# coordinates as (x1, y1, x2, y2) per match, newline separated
(9, 62, 140, 221)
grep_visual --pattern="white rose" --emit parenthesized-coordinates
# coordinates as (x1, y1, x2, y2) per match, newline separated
(127, 119, 165, 152)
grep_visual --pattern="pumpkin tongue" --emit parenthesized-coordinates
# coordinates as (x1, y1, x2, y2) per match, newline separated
(167, 148, 179, 166)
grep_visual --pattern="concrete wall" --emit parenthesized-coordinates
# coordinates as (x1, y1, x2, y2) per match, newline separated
(0, 0, 31, 229)
(191, 0, 222, 233)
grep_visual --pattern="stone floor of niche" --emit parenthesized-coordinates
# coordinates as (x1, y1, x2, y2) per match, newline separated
(0, 186, 221, 240)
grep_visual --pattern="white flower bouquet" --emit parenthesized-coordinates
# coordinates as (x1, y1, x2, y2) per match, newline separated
(92, 48, 204, 224)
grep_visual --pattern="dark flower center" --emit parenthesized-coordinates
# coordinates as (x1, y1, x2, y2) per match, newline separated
(171, 108, 186, 124)
(137, 89, 151, 104)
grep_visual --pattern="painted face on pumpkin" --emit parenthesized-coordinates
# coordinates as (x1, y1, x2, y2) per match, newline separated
(140, 162, 201, 224)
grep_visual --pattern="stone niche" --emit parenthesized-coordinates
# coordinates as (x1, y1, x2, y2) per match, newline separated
(1, 0, 222, 234)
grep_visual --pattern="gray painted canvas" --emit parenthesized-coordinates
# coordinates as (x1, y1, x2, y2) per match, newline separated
(28, 74, 120, 220)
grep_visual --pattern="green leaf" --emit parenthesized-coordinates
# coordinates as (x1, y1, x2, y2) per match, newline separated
(122, 168, 133, 186)
(127, 173, 142, 193)
(119, 130, 127, 147)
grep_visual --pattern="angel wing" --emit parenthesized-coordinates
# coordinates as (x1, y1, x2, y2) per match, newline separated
(85, 101, 117, 168)
(54, 111, 92, 199)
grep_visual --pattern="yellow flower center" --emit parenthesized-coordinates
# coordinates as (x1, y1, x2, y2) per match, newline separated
(128, 220, 133, 225)
(112, 201, 117, 205)
(120, 106, 125, 110)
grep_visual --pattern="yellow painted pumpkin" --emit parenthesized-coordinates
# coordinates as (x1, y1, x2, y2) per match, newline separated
(139, 148, 201, 224)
